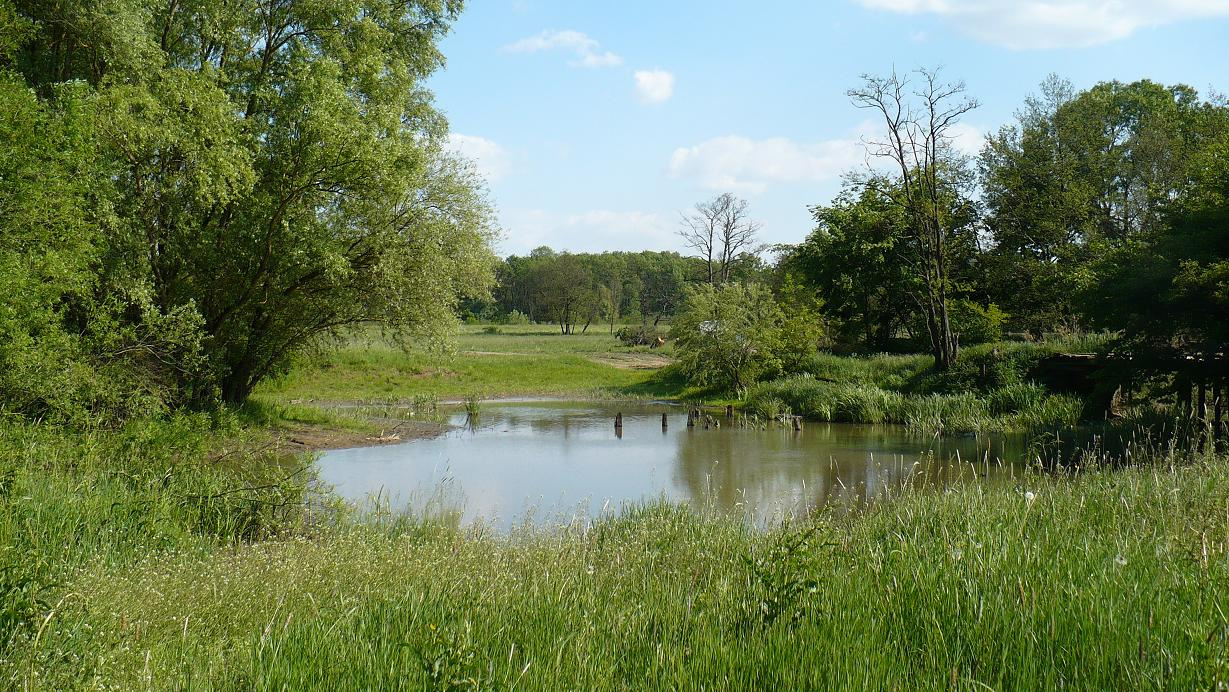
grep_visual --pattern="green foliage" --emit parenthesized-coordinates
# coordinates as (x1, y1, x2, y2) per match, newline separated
(745, 343, 1091, 434)
(670, 283, 791, 392)
(1, 0, 498, 416)
(497, 249, 696, 328)
(981, 76, 1229, 335)
(947, 300, 1007, 346)
(740, 525, 828, 628)
(0, 415, 312, 657)
(785, 184, 916, 350)
(1086, 128, 1229, 375)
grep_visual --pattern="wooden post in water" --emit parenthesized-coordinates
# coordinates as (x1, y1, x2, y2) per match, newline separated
(792, 416, 803, 432)
(725, 404, 734, 418)
(661, 413, 668, 430)
(615, 412, 623, 429)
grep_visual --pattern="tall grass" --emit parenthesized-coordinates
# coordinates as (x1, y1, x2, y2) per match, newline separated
(745, 376, 1082, 435)
(0, 416, 315, 661)
(9, 446, 1229, 688)
(746, 340, 1103, 435)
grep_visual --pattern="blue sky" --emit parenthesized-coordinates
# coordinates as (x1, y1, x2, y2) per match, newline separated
(432, 0, 1229, 257)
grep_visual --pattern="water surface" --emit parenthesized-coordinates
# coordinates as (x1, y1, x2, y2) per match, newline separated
(316, 400, 1026, 529)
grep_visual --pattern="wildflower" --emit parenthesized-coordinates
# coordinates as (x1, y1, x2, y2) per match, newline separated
(1024, 491, 1036, 506)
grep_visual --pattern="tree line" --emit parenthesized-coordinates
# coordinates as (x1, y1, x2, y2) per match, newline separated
(469, 247, 768, 334)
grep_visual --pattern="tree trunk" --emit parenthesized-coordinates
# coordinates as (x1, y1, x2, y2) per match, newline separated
(220, 372, 253, 405)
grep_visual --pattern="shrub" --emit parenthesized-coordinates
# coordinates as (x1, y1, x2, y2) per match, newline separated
(504, 310, 531, 326)
(949, 300, 1007, 346)
(615, 326, 666, 346)
(670, 284, 786, 391)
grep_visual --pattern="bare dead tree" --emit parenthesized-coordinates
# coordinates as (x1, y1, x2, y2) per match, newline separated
(679, 195, 724, 283)
(716, 194, 762, 283)
(679, 193, 760, 284)
(849, 67, 979, 371)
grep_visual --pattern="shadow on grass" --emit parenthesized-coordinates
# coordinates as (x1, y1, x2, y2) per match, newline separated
(611, 364, 731, 402)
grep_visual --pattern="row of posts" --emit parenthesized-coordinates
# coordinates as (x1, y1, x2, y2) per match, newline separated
(613, 406, 802, 436)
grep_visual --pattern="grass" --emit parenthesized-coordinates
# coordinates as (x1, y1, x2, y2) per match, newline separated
(7, 327, 1225, 687)
(4, 414, 1228, 688)
(746, 376, 1084, 435)
(255, 324, 679, 404)
(745, 341, 1103, 434)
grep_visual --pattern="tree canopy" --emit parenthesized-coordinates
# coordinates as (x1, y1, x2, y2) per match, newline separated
(0, 0, 497, 417)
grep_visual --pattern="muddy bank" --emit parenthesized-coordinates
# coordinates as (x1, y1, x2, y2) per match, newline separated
(272, 418, 450, 452)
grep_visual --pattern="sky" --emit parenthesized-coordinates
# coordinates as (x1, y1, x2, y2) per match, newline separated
(431, 0, 1229, 258)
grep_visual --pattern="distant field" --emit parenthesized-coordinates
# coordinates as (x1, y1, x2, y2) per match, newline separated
(255, 323, 679, 404)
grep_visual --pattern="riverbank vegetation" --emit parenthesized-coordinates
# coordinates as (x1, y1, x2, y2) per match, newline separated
(3, 416, 1227, 688)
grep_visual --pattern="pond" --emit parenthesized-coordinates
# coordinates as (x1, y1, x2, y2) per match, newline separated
(316, 400, 1029, 529)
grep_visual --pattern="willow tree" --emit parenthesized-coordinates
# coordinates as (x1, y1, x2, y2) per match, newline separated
(849, 68, 978, 371)
(10, 0, 498, 403)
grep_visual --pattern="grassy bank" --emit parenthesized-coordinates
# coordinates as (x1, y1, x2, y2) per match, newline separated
(745, 340, 1111, 435)
(255, 324, 679, 405)
(3, 414, 1228, 688)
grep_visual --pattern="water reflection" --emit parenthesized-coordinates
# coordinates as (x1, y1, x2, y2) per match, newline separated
(315, 401, 1027, 530)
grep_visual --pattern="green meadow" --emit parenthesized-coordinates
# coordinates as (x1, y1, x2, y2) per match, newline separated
(256, 324, 678, 404)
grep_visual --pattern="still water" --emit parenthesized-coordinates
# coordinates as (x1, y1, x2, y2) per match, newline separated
(316, 400, 1027, 529)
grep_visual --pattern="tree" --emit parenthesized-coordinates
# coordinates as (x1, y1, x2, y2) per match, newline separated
(787, 182, 918, 350)
(9, 0, 498, 404)
(670, 283, 786, 392)
(981, 76, 1227, 335)
(849, 67, 979, 371)
(679, 193, 761, 284)
(537, 253, 597, 334)
(1086, 130, 1229, 396)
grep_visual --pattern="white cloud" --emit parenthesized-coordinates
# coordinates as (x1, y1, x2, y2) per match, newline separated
(503, 30, 623, 68)
(447, 133, 510, 183)
(855, 0, 1229, 49)
(668, 135, 865, 194)
(634, 69, 675, 104)
(947, 122, 986, 157)
(501, 209, 677, 255)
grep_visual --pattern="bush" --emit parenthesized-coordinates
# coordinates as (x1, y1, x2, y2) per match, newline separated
(949, 300, 1007, 346)
(615, 326, 666, 346)
(504, 310, 531, 326)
